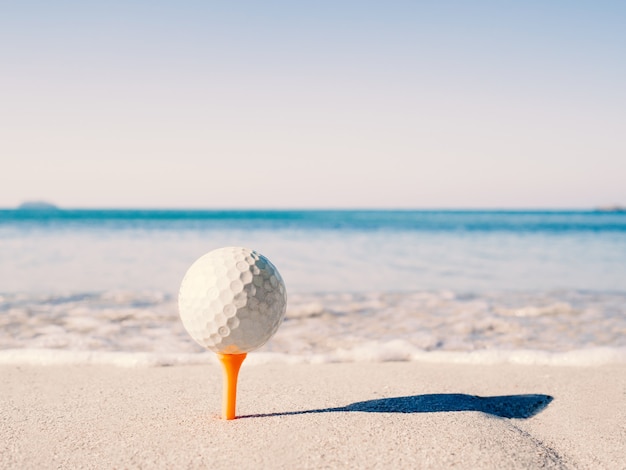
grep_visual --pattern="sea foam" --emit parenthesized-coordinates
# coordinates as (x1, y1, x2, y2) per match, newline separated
(1, 290, 625, 365)
(1, 346, 625, 368)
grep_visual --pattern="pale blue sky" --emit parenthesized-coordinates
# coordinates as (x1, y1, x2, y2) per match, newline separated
(1, 1, 625, 208)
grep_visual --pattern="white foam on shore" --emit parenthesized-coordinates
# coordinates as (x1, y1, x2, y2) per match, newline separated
(1, 345, 625, 368)
(3, 290, 625, 357)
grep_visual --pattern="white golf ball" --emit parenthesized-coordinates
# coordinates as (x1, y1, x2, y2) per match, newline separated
(178, 246, 287, 354)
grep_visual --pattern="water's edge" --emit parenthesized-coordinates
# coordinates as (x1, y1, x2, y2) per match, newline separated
(1, 347, 624, 367)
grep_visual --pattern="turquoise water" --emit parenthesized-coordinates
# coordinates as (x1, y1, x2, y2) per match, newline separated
(1, 209, 625, 363)
(1, 209, 625, 293)
(3, 208, 626, 232)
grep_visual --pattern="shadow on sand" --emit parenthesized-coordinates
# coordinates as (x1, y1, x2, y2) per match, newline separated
(240, 394, 553, 420)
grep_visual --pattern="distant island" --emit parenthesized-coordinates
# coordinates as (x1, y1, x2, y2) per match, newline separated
(17, 201, 60, 211)
(594, 205, 626, 213)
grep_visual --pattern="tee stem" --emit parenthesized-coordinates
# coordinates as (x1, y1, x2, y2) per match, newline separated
(217, 353, 247, 420)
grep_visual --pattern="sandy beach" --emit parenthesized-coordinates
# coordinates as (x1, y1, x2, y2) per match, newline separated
(2, 362, 624, 469)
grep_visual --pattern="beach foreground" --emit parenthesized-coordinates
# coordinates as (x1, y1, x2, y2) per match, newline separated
(2, 362, 624, 469)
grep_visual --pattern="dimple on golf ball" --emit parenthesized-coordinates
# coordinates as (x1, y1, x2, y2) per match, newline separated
(178, 246, 287, 354)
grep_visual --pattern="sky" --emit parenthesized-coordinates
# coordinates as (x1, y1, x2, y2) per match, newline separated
(1, 1, 625, 209)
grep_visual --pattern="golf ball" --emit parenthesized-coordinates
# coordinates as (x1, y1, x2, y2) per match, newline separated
(178, 246, 287, 354)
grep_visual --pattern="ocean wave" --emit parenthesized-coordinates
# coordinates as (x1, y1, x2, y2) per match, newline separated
(1, 346, 624, 367)
(2, 290, 626, 358)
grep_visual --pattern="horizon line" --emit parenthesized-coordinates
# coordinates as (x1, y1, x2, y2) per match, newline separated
(3, 204, 624, 212)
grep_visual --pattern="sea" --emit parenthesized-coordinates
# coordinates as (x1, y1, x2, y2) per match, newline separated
(1, 209, 625, 367)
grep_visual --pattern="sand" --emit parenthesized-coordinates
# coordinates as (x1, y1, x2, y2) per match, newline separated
(1, 362, 624, 469)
